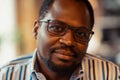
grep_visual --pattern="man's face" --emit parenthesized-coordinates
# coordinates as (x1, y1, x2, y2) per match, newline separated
(35, 0, 91, 72)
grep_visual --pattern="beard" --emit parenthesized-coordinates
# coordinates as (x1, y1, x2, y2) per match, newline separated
(39, 52, 79, 75)
(38, 52, 83, 75)
(37, 44, 85, 75)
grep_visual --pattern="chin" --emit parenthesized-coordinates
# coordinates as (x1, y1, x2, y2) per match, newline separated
(47, 59, 79, 74)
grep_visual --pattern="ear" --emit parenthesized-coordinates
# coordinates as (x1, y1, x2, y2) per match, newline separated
(32, 20, 40, 39)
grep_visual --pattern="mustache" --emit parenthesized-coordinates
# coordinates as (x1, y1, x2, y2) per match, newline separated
(49, 45, 79, 58)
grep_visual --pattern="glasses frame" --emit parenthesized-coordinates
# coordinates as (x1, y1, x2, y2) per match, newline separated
(38, 19, 94, 43)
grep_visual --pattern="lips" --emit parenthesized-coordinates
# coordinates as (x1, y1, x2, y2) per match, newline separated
(55, 49, 74, 57)
(52, 48, 77, 62)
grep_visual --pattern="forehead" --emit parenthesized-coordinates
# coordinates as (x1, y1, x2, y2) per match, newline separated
(44, 0, 90, 28)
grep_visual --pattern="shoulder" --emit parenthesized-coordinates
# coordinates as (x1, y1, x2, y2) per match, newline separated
(81, 53, 120, 79)
(84, 53, 120, 67)
(0, 55, 32, 69)
(0, 55, 33, 80)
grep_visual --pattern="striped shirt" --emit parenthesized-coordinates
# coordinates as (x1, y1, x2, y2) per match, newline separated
(0, 50, 120, 80)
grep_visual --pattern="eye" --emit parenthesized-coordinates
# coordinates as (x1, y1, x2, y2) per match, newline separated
(77, 31, 87, 37)
(48, 25, 64, 33)
(76, 30, 89, 39)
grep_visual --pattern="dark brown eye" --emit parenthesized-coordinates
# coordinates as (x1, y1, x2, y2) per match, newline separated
(75, 29, 89, 39)
(48, 25, 65, 33)
(77, 31, 88, 37)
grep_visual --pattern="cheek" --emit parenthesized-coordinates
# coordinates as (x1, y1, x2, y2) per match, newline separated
(75, 43, 88, 63)
(76, 43, 88, 53)
(36, 28, 59, 58)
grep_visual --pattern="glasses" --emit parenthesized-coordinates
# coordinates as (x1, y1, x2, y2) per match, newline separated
(39, 20, 94, 43)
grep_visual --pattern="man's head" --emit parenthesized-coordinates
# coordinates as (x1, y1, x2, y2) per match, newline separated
(39, 0, 94, 28)
(33, 0, 94, 74)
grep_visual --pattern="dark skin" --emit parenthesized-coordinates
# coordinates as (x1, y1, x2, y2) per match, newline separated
(33, 0, 91, 80)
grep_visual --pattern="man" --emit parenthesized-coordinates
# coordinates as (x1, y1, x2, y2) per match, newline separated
(0, 0, 120, 80)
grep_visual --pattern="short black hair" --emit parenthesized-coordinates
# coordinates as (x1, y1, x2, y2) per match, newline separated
(39, 0, 94, 28)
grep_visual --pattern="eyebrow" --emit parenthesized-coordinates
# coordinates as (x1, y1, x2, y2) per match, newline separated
(40, 19, 92, 30)
(58, 20, 91, 30)
(77, 26, 91, 30)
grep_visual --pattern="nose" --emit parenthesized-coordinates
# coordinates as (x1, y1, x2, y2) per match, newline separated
(59, 30, 74, 46)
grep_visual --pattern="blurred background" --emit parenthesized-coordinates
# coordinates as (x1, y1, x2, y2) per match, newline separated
(0, 0, 120, 67)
